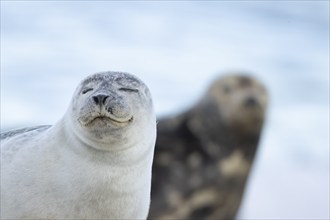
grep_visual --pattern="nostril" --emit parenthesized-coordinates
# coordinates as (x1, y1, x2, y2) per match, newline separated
(92, 94, 109, 105)
(101, 95, 109, 105)
(92, 96, 99, 105)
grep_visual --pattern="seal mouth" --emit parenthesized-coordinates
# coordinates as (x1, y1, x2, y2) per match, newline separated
(84, 115, 133, 127)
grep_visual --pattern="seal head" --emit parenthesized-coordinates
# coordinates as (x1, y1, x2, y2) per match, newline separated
(189, 74, 268, 139)
(209, 75, 267, 131)
(67, 71, 154, 151)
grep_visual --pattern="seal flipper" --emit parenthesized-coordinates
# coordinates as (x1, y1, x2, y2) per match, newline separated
(1, 125, 51, 140)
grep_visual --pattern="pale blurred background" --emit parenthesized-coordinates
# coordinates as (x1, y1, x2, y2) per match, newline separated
(1, 1, 329, 219)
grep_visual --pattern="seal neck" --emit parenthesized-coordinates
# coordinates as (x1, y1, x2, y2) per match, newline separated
(51, 117, 153, 166)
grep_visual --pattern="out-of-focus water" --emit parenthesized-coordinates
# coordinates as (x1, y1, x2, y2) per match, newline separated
(1, 1, 329, 219)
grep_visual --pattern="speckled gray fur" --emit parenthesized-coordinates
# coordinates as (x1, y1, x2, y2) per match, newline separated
(149, 74, 268, 220)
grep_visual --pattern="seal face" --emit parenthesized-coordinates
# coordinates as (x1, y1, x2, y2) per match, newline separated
(69, 71, 155, 151)
(76, 73, 139, 126)
(149, 74, 268, 220)
(206, 74, 268, 135)
(1, 71, 156, 219)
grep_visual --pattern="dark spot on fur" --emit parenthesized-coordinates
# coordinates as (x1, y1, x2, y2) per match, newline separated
(189, 205, 215, 219)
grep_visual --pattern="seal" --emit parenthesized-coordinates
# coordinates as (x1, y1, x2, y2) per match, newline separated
(148, 74, 268, 220)
(1, 71, 157, 219)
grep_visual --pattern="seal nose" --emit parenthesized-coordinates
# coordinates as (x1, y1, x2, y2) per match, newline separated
(245, 96, 258, 107)
(92, 94, 109, 106)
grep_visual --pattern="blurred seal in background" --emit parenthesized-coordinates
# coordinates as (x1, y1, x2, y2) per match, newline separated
(149, 74, 268, 220)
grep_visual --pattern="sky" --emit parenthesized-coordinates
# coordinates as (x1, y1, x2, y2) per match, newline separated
(1, 1, 329, 219)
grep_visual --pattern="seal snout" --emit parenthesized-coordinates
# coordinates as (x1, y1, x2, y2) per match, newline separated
(89, 91, 133, 124)
(92, 94, 109, 106)
(244, 96, 258, 107)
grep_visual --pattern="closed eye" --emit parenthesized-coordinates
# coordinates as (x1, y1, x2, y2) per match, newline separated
(119, 88, 139, 93)
(82, 88, 94, 94)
